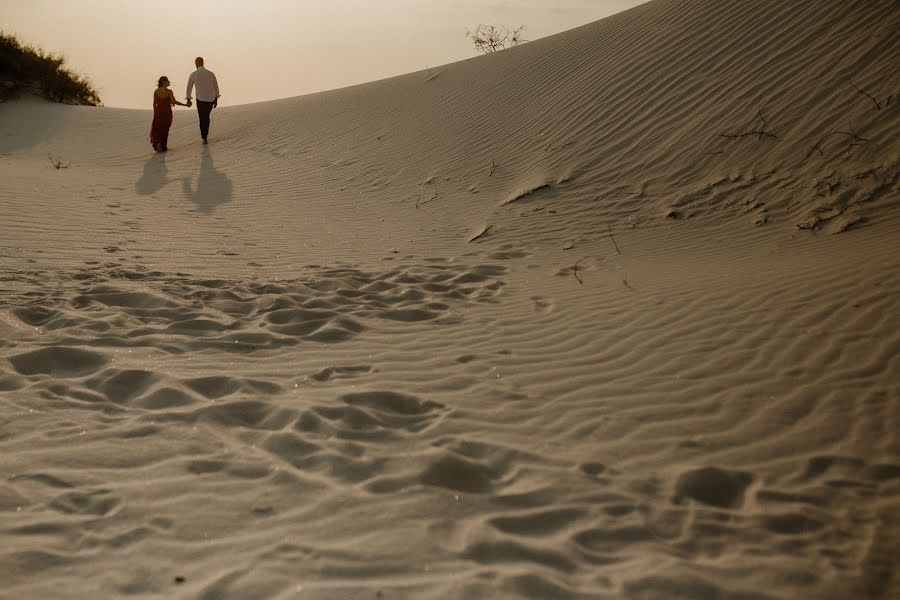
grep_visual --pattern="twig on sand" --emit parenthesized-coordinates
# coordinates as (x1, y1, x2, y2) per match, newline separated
(572, 259, 585, 285)
(622, 278, 633, 291)
(489, 159, 497, 177)
(832, 120, 869, 147)
(607, 224, 621, 255)
(806, 140, 825, 159)
(47, 153, 70, 169)
(807, 120, 869, 159)
(849, 79, 881, 110)
(415, 194, 422, 209)
(720, 111, 778, 140)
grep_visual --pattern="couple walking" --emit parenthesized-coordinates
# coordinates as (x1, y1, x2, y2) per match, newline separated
(150, 57, 220, 152)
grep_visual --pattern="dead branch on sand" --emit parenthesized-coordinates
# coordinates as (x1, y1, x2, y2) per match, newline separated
(572, 259, 585, 285)
(831, 120, 869, 147)
(807, 119, 869, 160)
(849, 80, 881, 110)
(489, 159, 497, 177)
(806, 140, 825, 159)
(607, 225, 621, 255)
(720, 111, 778, 140)
(47, 153, 70, 169)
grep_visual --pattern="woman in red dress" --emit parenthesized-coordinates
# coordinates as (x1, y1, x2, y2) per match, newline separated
(150, 76, 190, 152)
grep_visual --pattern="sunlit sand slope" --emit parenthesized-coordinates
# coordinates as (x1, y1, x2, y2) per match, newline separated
(1, 0, 898, 598)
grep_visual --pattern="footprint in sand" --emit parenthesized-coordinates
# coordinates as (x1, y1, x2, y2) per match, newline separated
(9, 347, 108, 378)
(311, 365, 373, 382)
(530, 295, 554, 313)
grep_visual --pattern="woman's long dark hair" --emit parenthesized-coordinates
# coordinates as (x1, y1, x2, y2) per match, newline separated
(157, 76, 168, 87)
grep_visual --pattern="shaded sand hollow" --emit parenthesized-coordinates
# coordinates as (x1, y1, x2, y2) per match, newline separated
(1, 0, 898, 598)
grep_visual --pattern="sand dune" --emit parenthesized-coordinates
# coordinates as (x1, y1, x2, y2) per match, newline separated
(1, 0, 899, 598)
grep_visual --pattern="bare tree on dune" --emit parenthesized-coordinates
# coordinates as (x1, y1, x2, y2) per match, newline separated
(465, 25, 527, 54)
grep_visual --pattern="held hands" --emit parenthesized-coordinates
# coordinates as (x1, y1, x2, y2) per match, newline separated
(186, 98, 193, 107)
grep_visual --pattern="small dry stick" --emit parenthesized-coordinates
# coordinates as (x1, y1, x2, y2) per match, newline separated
(607, 224, 621, 255)
(833, 120, 869, 146)
(415, 194, 422, 209)
(622, 278, 633, 291)
(489, 159, 497, 177)
(720, 111, 777, 140)
(47, 153, 70, 169)
(572, 259, 585, 285)
(806, 140, 825, 159)
(849, 79, 881, 110)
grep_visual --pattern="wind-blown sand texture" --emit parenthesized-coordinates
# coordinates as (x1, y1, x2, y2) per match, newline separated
(1, 0, 899, 598)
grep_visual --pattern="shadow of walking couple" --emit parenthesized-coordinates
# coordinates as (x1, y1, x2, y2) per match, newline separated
(135, 146, 232, 215)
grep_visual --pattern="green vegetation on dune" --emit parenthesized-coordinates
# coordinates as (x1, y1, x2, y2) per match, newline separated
(0, 32, 101, 106)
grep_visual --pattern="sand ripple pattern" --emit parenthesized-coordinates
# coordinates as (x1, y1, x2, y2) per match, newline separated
(0, 0, 899, 596)
(1, 253, 897, 599)
(0, 262, 514, 597)
(1, 261, 505, 354)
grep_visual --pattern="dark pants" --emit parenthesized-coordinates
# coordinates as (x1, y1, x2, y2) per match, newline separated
(196, 100, 214, 139)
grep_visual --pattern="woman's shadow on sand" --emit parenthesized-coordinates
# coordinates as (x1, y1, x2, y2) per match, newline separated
(181, 146, 233, 215)
(135, 152, 169, 197)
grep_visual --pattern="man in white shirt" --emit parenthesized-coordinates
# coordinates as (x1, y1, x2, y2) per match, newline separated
(185, 57, 220, 144)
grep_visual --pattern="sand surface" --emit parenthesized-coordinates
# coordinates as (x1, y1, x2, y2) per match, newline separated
(1, 0, 899, 598)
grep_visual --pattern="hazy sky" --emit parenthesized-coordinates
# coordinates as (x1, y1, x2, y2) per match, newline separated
(2, 1, 644, 108)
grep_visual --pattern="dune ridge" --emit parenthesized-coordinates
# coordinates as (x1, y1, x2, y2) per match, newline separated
(1, 0, 898, 598)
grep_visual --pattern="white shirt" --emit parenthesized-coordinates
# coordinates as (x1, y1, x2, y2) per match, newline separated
(186, 67, 220, 103)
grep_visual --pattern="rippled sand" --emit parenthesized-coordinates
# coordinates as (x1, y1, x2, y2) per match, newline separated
(1, 0, 899, 598)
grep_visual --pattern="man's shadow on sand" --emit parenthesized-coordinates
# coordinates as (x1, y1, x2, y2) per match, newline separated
(181, 146, 233, 215)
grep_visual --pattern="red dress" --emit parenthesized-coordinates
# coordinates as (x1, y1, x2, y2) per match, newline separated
(150, 91, 174, 151)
